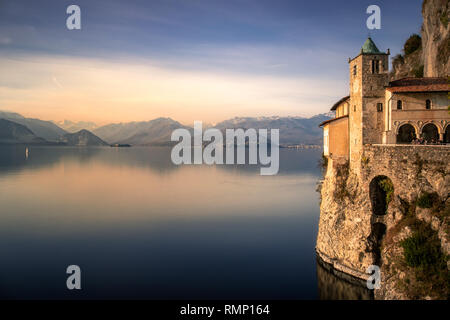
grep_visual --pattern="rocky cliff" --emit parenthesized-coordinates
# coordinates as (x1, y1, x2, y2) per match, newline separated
(391, 0, 449, 79)
(316, 146, 450, 300)
(422, 0, 450, 77)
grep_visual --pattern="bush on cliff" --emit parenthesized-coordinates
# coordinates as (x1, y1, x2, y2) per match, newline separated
(399, 221, 449, 299)
(416, 192, 439, 208)
(403, 34, 422, 56)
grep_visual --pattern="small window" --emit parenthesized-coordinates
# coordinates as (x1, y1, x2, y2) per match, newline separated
(377, 103, 383, 112)
(426, 99, 431, 109)
(397, 100, 403, 110)
(353, 65, 357, 76)
(354, 105, 356, 112)
(372, 60, 380, 74)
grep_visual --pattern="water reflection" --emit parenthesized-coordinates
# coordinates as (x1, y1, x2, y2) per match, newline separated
(316, 258, 373, 300)
(0, 145, 360, 299)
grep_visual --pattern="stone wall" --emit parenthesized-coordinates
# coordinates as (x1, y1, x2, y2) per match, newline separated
(316, 144, 450, 284)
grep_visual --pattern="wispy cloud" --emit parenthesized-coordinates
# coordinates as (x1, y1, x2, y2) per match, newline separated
(0, 53, 344, 124)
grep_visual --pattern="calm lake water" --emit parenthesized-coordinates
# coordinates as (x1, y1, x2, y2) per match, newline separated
(0, 146, 369, 299)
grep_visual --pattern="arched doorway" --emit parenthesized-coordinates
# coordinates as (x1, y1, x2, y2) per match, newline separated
(370, 176, 393, 216)
(444, 126, 450, 144)
(422, 123, 439, 143)
(396, 124, 416, 143)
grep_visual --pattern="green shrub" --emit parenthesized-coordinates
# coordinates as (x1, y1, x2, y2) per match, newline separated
(416, 192, 438, 208)
(404, 34, 422, 56)
(401, 231, 442, 268)
(413, 65, 424, 78)
(378, 178, 394, 208)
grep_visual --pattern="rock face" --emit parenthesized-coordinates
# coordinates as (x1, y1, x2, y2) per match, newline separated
(391, 0, 449, 79)
(0, 119, 47, 144)
(61, 129, 108, 146)
(316, 145, 450, 299)
(422, 0, 450, 77)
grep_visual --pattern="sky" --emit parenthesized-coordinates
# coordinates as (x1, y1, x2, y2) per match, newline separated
(0, 0, 423, 125)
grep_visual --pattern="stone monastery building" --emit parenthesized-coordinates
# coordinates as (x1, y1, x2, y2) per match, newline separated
(320, 37, 450, 163)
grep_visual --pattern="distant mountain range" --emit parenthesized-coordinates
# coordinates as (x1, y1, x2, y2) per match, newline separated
(0, 111, 66, 141)
(93, 118, 190, 146)
(0, 110, 332, 147)
(60, 129, 108, 146)
(53, 120, 98, 133)
(0, 119, 48, 145)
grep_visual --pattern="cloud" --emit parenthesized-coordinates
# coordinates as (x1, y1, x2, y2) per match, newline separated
(0, 52, 345, 124)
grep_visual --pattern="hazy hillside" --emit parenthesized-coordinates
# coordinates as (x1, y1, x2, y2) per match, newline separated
(0, 119, 47, 144)
(93, 118, 189, 145)
(61, 129, 108, 146)
(214, 114, 332, 146)
(0, 111, 332, 146)
(0, 111, 67, 141)
(93, 114, 331, 146)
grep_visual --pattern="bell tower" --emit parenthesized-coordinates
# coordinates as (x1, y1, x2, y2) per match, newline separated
(348, 37, 390, 166)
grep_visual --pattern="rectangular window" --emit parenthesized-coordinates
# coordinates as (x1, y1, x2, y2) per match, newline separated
(377, 103, 383, 112)
(372, 60, 379, 74)
(353, 65, 357, 76)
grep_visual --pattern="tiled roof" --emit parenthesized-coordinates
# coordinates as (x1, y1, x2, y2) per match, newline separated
(330, 95, 350, 111)
(319, 115, 348, 127)
(387, 77, 449, 93)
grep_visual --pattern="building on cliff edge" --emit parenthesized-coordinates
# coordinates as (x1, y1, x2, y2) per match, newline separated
(316, 37, 449, 286)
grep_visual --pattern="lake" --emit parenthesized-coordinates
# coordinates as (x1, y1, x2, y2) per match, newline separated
(0, 146, 369, 299)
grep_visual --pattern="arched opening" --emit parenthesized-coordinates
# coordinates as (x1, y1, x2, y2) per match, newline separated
(397, 100, 403, 110)
(367, 223, 387, 266)
(445, 126, 450, 144)
(370, 176, 393, 216)
(422, 123, 439, 143)
(425, 99, 431, 109)
(396, 124, 416, 143)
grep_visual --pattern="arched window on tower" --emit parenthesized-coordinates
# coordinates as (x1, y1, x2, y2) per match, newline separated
(353, 65, 357, 76)
(426, 99, 431, 109)
(397, 100, 403, 110)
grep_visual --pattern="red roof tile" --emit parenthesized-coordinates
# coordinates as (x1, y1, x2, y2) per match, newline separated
(387, 77, 449, 93)
(319, 115, 348, 127)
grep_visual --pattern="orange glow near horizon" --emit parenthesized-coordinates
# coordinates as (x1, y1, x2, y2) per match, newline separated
(0, 54, 337, 125)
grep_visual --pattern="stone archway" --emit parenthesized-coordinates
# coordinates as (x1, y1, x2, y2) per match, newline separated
(421, 123, 439, 143)
(444, 125, 450, 144)
(369, 176, 394, 216)
(396, 124, 416, 143)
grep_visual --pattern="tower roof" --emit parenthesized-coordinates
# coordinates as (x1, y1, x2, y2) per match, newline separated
(361, 37, 381, 54)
